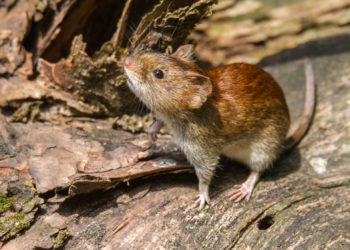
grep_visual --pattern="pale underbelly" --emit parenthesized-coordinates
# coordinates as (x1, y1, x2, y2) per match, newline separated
(221, 139, 252, 165)
(221, 139, 274, 171)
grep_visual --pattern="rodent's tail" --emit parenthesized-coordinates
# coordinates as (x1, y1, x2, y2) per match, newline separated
(284, 59, 316, 151)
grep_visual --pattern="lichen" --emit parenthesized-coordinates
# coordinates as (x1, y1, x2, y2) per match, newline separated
(113, 113, 156, 133)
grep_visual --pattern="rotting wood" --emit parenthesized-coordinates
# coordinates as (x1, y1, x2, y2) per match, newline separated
(1, 0, 216, 119)
(192, 0, 350, 66)
(1, 0, 350, 249)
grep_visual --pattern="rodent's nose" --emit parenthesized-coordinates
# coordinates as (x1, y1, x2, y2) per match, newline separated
(124, 57, 131, 68)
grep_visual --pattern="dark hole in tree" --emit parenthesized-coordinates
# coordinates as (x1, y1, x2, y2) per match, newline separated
(123, 0, 160, 47)
(257, 215, 274, 230)
(24, 0, 204, 64)
(41, 0, 126, 62)
(24, 0, 164, 63)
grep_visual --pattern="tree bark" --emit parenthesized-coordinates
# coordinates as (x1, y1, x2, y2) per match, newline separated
(1, 0, 350, 249)
(0, 0, 215, 118)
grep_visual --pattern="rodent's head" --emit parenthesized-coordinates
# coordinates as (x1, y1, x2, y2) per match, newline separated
(124, 45, 212, 114)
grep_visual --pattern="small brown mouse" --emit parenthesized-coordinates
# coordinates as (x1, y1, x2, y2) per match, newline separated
(123, 45, 316, 209)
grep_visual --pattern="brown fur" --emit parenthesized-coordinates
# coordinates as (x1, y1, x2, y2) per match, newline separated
(207, 63, 290, 140)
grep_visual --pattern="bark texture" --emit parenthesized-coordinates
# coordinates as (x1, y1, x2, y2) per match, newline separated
(0, 0, 215, 118)
(193, 0, 350, 66)
(0, 0, 350, 249)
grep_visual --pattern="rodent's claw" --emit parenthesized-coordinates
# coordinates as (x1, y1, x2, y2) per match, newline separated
(229, 184, 252, 202)
(229, 191, 246, 202)
(148, 120, 164, 143)
(228, 184, 252, 202)
(148, 131, 157, 142)
(142, 140, 154, 151)
(193, 193, 210, 209)
(134, 139, 154, 152)
(229, 171, 259, 202)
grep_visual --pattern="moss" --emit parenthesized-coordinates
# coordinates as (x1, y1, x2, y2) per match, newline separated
(30, 105, 41, 122)
(0, 213, 30, 241)
(54, 229, 71, 249)
(119, 47, 126, 54)
(0, 194, 13, 213)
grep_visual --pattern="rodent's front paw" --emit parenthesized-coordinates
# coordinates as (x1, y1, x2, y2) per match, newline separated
(148, 130, 158, 142)
(193, 193, 210, 209)
(143, 140, 154, 151)
(148, 120, 164, 143)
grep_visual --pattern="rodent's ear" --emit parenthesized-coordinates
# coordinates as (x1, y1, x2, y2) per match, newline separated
(186, 72, 213, 109)
(172, 45, 194, 60)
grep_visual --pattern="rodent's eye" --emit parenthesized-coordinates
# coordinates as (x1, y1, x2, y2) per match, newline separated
(153, 69, 164, 79)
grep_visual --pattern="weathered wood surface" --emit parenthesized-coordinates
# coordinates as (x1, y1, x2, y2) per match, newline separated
(1, 0, 350, 249)
(1, 34, 349, 249)
(193, 0, 350, 66)
(0, 0, 215, 118)
(0, 0, 215, 248)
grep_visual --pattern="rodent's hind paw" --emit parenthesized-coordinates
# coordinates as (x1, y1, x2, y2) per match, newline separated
(193, 193, 210, 209)
(228, 184, 252, 202)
